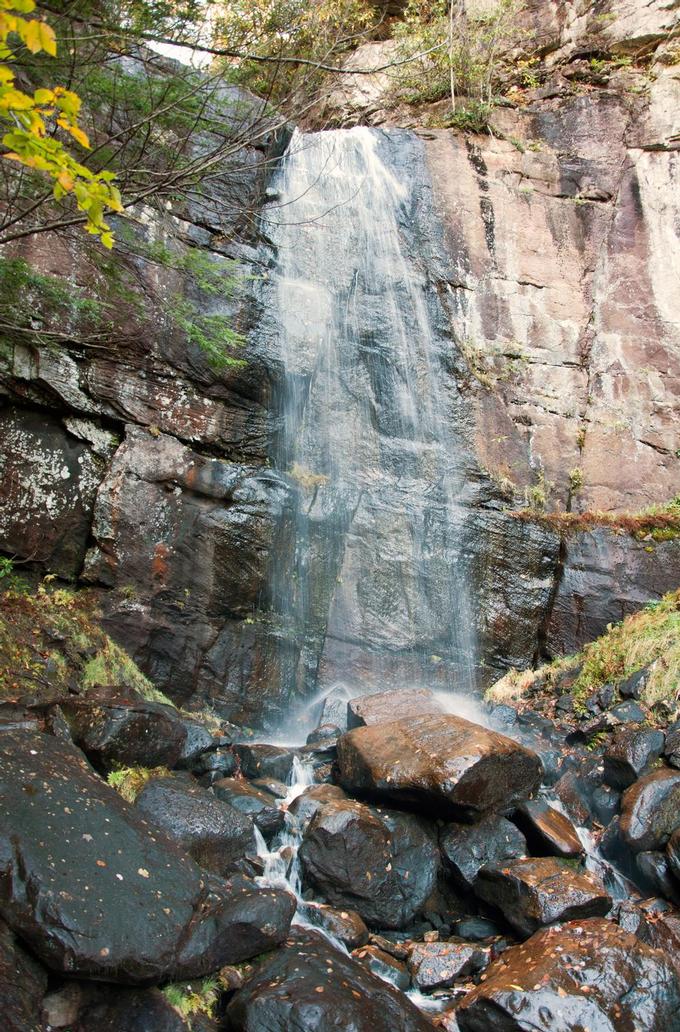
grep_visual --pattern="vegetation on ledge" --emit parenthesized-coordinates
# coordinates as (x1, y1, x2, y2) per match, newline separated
(487, 589, 680, 719)
(509, 495, 680, 542)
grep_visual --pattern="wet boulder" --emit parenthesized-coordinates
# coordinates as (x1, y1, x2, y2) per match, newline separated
(664, 720, 680, 768)
(440, 816, 527, 891)
(636, 850, 680, 905)
(299, 795, 438, 929)
(511, 799, 583, 859)
(211, 777, 284, 840)
(64, 687, 187, 770)
(303, 902, 369, 949)
(347, 688, 444, 729)
(288, 783, 347, 824)
(0, 918, 47, 1032)
(474, 858, 611, 937)
(603, 726, 665, 789)
(0, 730, 294, 982)
(456, 918, 680, 1032)
(620, 768, 680, 852)
(617, 898, 680, 970)
(176, 721, 220, 769)
(667, 826, 680, 880)
(336, 714, 542, 819)
(135, 776, 256, 876)
(408, 939, 489, 991)
(233, 744, 299, 782)
(75, 986, 190, 1031)
(224, 929, 432, 1031)
(353, 944, 411, 990)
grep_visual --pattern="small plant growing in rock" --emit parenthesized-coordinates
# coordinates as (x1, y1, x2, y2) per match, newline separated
(163, 977, 222, 1021)
(290, 463, 329, 490)
(568, 467, 585, 493)
(107, 765, 171, 803)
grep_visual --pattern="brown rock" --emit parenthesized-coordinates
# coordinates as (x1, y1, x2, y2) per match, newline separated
(474, 858, 611, 937)
(408, 940, 489, 991)
(303, 902, 369, 949)
(512, 799, 583, 859)
(336, 714, 542, 819)
(456, 918, 680, 1032)
(620, 768, 680, 852)
(347, 688, 444, 729)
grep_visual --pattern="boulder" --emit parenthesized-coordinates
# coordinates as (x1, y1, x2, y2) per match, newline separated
(234, 744, 298, 782)
(636, 850, 680, 905)
(176, 721, 217, 769)
(336, 714, 542, 819)
(135, 776, 256, 876)
(211, 777, 284, 840)
(511, 799, 583, 859)
(353, 944, 411, 990)
(303, 902, 369, 949)
(617, 898, 680, 972)
(474, 858, 611, 937)
(224, 929, 432, 1031)
(299, 796, 438, 929)
(667, 826, 680, 880)
(195, 748, 238, 779)
(64, 688, 187, 770)
(347, 688, 444, 729)
(457, 918, 680, 1031)
(664, 720, 680, 768)
(75, 987, 190, 1031)
(0, 730, 294, 982)
(408, 939, 489, 991)
(603, 726, 665, 789)
(0, 918, 47, 1032)
(288, 783, 347, 824)
(620, 768, 680, 852)
(440, 816, 527, 890)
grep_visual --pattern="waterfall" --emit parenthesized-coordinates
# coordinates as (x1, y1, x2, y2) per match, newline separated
(263, 127, 478, 718)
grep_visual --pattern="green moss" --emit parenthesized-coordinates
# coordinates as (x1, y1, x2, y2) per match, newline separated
(162, 977, 221, 1021)
(107, 764, 171, 803)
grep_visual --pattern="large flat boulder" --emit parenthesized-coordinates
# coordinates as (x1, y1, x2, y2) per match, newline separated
(336, 714, 542, 819)
(456, 918, 680, 1031)
(474, 858, 611, 937)
(347, 688, 444, 729)
(298, 795, 438, 929)
(224, 929, 432, 1031)
(0, 730, 294, 983)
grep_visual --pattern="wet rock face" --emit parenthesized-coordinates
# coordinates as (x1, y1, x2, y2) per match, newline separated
(224, 929, 433, 1032)
(336, 714, 542, 819)
(211, 777, 284, 840)
(346, 688, 445, 729)
(619, 768, 680, 852)
(440, 816, 527, 890)
(0, 730, 293, 982)
(0, 919, 47, 1032)
(298, 795, 438, 929)
(134, 776, 257, 876)
(511, 799, 583, 859)
(64, 688, 188, 771)
(474, 858, 612, 937)
(456, 918, 680, 1032)
(234, 744, 299, 782)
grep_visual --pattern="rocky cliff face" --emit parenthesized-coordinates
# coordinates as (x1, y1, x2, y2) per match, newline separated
(0, 2, 678, 725)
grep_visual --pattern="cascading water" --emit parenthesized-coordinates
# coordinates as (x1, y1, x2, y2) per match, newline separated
(263, 127, 480, 723)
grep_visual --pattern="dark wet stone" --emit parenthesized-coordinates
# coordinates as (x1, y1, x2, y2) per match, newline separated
(336, 714, 542, 820)
(347, 688, 444, 729)
(566, 711, 620, 744)
(306, 723, 342, 746)
(619, 898, 680, 969)
(636, 850, 680, 905)
(353, 944, 411, 990)
(0, 729, 293, 982)
(453, 917, 505, 942)
(611, 700, 646, 723)
(176, 721, 216, 768)
(667, 826, 680, 881)
(440, 816, 527, 890)
(299, 795, 438, 929)
(75, 986, 190, 1031)
(599, 816, 640, 884)
(408, 940, 489, 991)
(0, 918, 47, 1032)
(555, 694, 575, 715)
(474, 857, 611, 937)
(234, 744, 299, 782)
(664, 720, 680, 768)
(456, 918, 680, 1032)
(63, 688, 187, 771)
(212, 777, 284, 840)
(487, 705, 518, 729)
(603, 726, 665, 790)
(303, 902, 369, 949)
(194, 747, 237, 778)
(620, 768, 680, 852)
(619, 667, 649, 699)
(512, 799, 583, 859)
(420, 873, 469, 931)
(590, 783, 620, 827)
(224, 929, 432, 1031)
(288, 783, 347, 824)
(135, 776, 256, 876)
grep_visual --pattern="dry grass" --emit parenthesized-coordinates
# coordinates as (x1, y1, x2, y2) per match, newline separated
(509, 494, 680, 542)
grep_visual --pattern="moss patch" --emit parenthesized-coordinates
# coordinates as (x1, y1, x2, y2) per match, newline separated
(0, 585, 173, 707)
(107, 765, 172, 803)
(509, 495, 680, 542)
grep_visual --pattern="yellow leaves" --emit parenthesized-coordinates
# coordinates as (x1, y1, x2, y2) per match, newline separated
(0, 1, 122, 246)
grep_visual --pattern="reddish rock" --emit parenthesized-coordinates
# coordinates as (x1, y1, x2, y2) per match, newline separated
(512, 799, 583, 859)
(303, 902, 369, 949)
(347, 688, 444, 729)
(336, 714, 542, 819)
(474, 858, 611, 937)
(456, 918, 680, 1032)
(408, 939, 489, 991)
